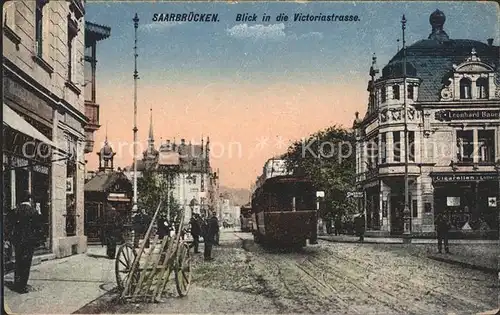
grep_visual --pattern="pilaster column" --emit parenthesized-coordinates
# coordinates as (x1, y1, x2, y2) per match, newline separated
(473, 129, 479, 163)
(387, 131, 393, 162)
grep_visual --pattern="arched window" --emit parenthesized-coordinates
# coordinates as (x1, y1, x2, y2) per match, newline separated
(392, 85, 400, 100)
(381, 87, 386, 103)
(459, 78, 472, 99)
(476, 78, 489, 99)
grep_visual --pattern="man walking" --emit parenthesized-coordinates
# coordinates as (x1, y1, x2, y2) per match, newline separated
(189, 214, 201, 254)
(204, 211, 219, 261)
(102, 206, 122, 259)
(436, 211, 451, 254)
(354, 213, 365, 242)
(5, 190, 41, 293)
(334, 214, 342, 236)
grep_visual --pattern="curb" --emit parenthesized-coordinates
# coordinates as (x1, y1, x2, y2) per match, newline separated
(427, 255, 497, 274)
(318, 237, 402, 245)
(318, 236, 498, 245)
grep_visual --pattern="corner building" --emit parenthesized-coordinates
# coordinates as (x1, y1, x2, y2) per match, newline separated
(353, 10, 500, 237)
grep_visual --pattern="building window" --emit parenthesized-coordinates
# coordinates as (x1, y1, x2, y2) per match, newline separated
(380, 133, 387, 164)
(393, 131, 401, 162)
(408, 131, 415, 162)
(392, 85, 400, 100)
(67, 18, 78, 82)
(381, 87, 386, 103)
(407, 85, 414, 100)
(370, 136, 378, 167)
(35, 1, 46, 57)
(478, 130, 495, 163)
(412, 200, 418, 218)
(476, 78, 489, 99)
(456, 130, 473, 163)
(459, 78, 472, 99)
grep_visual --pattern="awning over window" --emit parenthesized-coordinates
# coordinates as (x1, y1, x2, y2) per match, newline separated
(3, 104, 58, 149)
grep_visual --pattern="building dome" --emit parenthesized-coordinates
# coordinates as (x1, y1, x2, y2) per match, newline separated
(429, 9, 445, 29)
(100, 140, 114, 157)
(377, 10, 499, 102)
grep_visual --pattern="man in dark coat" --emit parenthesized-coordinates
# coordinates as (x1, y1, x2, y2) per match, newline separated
(354, 214, 365, 242)
(133, 209, 150, 248)
(204, 212, 219, 261)
(334, 214, 342, 236)
(436, 211, 451, 254)
(189, 214, 201, 253)
(102, 206, 122, 259)
(5, 190, 42, 293)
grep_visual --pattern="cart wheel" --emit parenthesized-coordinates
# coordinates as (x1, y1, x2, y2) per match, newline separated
(174, 242, 192, 297)
(115, 243, 138, 292)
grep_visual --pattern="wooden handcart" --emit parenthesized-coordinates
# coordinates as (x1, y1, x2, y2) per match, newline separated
(115, 201, 192, 302)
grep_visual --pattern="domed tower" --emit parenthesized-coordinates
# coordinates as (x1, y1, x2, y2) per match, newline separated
(97, 134, 116, 173)
(428, 9, 449, 42)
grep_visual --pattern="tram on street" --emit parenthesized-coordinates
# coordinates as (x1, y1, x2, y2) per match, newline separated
(251, 175, 319, 248)
(240, 204, 253, 232)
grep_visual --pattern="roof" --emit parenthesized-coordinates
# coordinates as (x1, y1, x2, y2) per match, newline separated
(85, 21, 111, 46)
(380, 38, 499, 102)
(84, 171, 131, 193)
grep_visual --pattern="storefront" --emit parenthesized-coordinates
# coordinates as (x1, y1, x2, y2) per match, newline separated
(3, 105, 57, 268)
(84, 172, 132, 242)
(431, 172, 499, 235)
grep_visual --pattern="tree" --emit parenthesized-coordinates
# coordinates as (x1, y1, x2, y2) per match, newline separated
(137, 170, 185, 224)
(283, 125, 358, 220)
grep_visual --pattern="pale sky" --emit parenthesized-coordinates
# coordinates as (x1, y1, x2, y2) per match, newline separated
(85, 1, 499, 189)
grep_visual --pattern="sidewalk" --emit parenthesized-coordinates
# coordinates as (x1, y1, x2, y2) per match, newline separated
(319, 234, 499, 273)
(4, 245, 116, 314)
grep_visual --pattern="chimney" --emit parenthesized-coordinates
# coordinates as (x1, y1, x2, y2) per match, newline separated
(487, 38, 493, 46)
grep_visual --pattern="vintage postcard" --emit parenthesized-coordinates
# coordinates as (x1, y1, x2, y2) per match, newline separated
(2, 0, 499, 314)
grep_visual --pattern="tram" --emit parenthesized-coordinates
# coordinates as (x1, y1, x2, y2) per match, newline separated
(251, 175, 319, 248)
(240, 204, 253, 232)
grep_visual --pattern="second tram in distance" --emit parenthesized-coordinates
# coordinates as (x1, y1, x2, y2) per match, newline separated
(251, 175, 319, 248)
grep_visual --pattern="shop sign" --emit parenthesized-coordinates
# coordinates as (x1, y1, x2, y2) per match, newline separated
(488, 197, 497, 207)
(347, 191, 364, 198)
(109, 193, 126, 198)
(11, 156, 28, 168)
(435, 110, 500, 121)
(432, 173, 498, 183)
(446, 197, 460, 207)
(32, 164, 49, 175)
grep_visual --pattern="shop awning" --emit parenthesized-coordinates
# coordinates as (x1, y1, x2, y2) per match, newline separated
(3, 104, 58, 148)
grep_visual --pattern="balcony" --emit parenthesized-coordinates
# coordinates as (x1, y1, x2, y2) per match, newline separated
(84, 100, 100, 153)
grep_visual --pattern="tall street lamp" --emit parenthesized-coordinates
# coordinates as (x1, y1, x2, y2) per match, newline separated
(132, 13, 139, 214)
(401, 14, 412, 243)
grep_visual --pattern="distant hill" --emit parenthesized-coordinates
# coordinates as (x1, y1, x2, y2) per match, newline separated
(219, 186, 251, 207)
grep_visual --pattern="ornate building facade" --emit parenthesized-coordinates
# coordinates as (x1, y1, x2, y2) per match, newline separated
(354, 10, 500, 237)
(130, 109, 219, 223)
(3, 0, 110, 259)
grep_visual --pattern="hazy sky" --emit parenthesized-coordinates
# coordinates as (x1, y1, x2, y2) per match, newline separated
(85, 1, 499, 189)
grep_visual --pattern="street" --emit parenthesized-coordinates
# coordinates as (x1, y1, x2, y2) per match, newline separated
(79, 230, 498, 315)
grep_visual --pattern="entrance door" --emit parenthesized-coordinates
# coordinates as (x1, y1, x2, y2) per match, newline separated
(390, 196, 404, 235)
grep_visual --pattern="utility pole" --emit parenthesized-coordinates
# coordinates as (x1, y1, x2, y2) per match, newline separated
(132, 13, 139, 214)
(402, 14, 412, 243)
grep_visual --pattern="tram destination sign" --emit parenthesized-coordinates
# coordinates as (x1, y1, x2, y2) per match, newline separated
(431, 173, 498, 183)
(435, 110, 500, 121)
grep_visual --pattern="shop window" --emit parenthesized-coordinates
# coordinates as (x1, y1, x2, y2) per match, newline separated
(412, 200, 418, 218)
(459, 78, 472, 99)
(393, 131, 401, 162)
(408, 131, 415, 162)
(456, 130, 473, 163)
(392, 85, 400, 100)
(476, 78, 489, 99)
(66, 161, 77, 236)
(381, 87, 386, 103)
(380, 133, 387, 164)
(478, 130, 495, 163)
(407, 85, 414, 100)
(368, 137, 378, 167)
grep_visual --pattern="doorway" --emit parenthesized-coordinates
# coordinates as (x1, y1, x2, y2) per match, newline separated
(390, 196, 404, 235)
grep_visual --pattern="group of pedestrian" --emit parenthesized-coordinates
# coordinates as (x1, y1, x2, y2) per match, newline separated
(188, 211, 219, 261)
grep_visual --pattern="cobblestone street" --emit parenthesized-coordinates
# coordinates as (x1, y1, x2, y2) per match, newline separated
(79, 230, 498, 314)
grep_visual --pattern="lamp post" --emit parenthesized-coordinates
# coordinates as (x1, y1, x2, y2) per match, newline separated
(495, 160, 500, 241)
(131, 13, 139, 214)
(401, 14, 412, 243)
